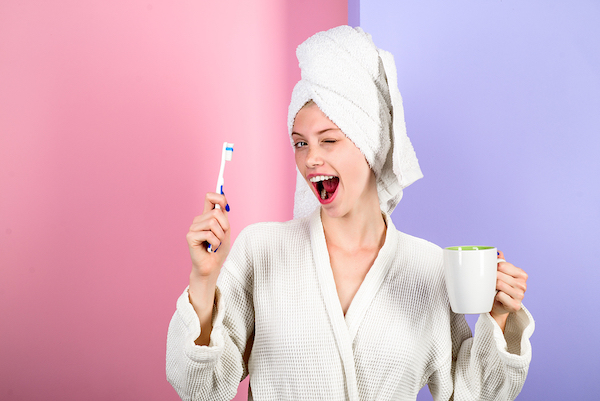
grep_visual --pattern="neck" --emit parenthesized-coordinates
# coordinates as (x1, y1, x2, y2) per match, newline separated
(321, 204, 387, 252)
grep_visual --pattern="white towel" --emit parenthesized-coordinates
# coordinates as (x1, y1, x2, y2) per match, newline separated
(288, 26, 423, 219)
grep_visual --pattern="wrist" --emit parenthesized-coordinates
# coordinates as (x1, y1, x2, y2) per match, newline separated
(188, 272, 218, 317)
(489, 310, 509, 332)
(190, 266, 220, 283)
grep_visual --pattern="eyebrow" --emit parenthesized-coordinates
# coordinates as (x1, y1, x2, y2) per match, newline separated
(291, 128, 340, 137)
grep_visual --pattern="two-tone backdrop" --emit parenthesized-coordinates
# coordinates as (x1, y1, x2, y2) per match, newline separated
(1, 1, 598, 400)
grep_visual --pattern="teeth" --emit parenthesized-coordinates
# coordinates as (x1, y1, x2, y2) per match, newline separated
(310, 175, 335, 183)
(321, 188, 327, 200)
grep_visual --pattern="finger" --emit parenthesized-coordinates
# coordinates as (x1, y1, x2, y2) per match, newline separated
(497, 269, 528, 294)
(497, 264, 528, 292)
(497, 262, 529, 283)
(203, 192, 229, 214)
(186, 230, 221, 250)
(209, 207, 230, 233)
(496, 273, 526, 301)
(497, 270, 525, 289)
(495, 290, 523, 313)
(496, 270, 517, 289)
(497, 250, 505, 260)
(190, 209, 230, 235)
(207, 212, 227, 240)
(189, 215, 228, 248)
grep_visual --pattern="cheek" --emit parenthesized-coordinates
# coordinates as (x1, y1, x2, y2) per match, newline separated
(351, 162, 373, 188)
(339, 153, 372, 189)
(294, 151, 304, 173)
(348, 148, 371, 177)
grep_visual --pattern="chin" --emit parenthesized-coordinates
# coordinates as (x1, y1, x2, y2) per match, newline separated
(320, 202, 353, 219)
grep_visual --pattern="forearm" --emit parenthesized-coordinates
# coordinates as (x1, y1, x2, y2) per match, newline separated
(490, 310, 508, 333)
(166, 288, 244, 401)
(449, 308, 534, 400)
(189, 270, 219, 346)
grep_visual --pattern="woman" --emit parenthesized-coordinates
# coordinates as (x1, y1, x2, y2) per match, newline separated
(167, 26, 533, 401)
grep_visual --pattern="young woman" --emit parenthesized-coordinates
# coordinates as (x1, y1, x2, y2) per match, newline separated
(167, 26, 533, 401)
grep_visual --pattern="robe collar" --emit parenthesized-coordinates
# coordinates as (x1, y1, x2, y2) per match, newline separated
(309, 207, 398, 401)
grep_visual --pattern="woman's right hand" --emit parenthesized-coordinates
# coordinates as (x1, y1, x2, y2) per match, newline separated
(186, 192, 231, 345)
(186, 192, 231, 280)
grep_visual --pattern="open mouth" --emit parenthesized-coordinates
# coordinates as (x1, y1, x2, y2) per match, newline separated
(309, 175, 339, 203)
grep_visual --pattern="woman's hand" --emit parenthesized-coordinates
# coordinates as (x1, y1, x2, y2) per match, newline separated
(490, 250, 528, 331)
(186, 192, 231, 280)
(186, 192, 231, 346)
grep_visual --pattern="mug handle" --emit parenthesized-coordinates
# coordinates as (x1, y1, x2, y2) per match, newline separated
(495, 258, 506, 295)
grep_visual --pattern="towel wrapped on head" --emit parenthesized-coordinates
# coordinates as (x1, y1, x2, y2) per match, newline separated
(288, 25, 423, 219)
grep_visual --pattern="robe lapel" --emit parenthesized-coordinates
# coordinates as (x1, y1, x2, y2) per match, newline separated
(310, 210, 399, 400)
(309, 209, 359, 401)
(344, 213, 398, 342)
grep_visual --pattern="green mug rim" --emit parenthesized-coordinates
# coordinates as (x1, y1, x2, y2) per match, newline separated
(445, 246, 495, 251)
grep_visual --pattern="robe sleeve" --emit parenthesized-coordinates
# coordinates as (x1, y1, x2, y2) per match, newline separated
(166, 230, 255, 401)
(428, 305, 535, 401)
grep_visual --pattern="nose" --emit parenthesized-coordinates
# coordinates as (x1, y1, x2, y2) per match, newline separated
(305, 144, 323, 168)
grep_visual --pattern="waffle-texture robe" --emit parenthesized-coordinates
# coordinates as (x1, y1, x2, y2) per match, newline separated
(167, 210, 534, 401)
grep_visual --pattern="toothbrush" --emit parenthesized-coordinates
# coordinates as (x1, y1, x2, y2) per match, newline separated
(207, 142, 234, 252)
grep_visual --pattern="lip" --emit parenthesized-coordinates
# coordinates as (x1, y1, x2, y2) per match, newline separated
(306, 173, 339, 205)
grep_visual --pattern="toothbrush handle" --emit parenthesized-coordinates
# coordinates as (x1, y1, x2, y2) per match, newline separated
(208, 184, 224, 251)
(214, 184, 223, 209)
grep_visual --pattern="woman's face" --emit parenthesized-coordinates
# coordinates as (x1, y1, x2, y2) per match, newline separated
(292, 103, 379, 218)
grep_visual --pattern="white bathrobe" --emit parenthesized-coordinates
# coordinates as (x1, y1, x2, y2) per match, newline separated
(166, 210, 534, 401)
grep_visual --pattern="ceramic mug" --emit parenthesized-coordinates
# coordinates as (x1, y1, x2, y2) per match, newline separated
(443, 246, 505, 314)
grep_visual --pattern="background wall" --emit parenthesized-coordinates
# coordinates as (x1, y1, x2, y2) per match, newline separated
(360, 1, 600, 400)
(0, 0, 345, 400)
(2, 0, 598, 400)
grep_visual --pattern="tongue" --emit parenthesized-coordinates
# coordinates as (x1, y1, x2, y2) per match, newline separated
(323, 177, 339, 193)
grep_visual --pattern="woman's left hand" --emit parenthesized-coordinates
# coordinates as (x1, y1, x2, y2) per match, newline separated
(490, 250, 528, 331)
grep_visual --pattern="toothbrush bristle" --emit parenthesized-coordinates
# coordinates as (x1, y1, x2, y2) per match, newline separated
(224, 142, 234, 161)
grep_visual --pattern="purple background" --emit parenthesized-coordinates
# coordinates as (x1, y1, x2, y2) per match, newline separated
(360, 1, 600, 400)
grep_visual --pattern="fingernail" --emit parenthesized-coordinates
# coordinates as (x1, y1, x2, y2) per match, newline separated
(225, 204, 230, 212)
(497, 251, 500, 256)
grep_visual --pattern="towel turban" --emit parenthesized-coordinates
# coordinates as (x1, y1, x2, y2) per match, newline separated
(288, 25, 423, 219)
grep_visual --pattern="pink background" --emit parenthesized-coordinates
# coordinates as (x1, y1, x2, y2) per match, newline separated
(0, 1, 346, 399)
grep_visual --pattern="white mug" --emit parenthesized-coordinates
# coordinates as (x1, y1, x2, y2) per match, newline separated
(443, 246, 505, 314)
